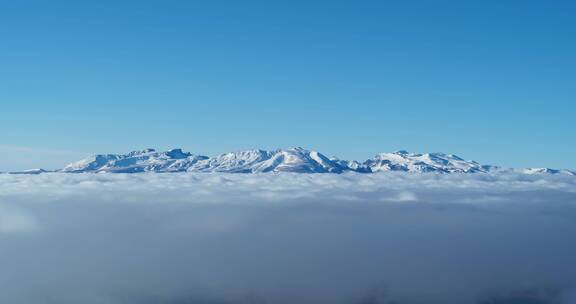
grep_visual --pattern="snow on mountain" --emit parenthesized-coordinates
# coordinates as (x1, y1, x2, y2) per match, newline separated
(35, 147, 573, 175)
(60, 147, 344, 174)
(62, 149, 208, 173)
(187, 147, 344, 173)
(364, 150, 495, 173)
(186, 149, 273, 173)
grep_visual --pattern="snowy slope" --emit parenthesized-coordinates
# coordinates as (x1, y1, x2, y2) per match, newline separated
(62, 149, 208, 173)
(363, 150, 497, 173)
(186, 147, 345, 173)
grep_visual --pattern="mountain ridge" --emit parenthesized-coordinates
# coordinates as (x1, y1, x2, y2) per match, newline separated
(5, 147, 575, 175)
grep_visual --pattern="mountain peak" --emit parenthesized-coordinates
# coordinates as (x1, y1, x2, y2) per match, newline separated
(165, 148, 190, 159)
(127, 148, 156, 157)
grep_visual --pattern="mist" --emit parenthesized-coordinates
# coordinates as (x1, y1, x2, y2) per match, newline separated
(1, 172, 576, 304)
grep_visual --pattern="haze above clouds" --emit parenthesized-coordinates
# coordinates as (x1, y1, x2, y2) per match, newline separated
(1, 173, 576, 304)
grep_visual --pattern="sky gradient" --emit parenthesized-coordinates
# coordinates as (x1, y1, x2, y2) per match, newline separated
(1, 1, 575, 171)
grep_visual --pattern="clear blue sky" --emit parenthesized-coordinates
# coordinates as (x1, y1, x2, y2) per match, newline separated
(1, 1, 574, 171)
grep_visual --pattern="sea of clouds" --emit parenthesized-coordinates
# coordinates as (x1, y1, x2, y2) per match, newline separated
(1, 172, 576, 304)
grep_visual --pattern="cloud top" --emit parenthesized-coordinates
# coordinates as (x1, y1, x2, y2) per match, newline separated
(0, 173, 575, 304)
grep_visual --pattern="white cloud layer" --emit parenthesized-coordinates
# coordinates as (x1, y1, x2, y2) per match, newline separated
(0, 172, 576, 304)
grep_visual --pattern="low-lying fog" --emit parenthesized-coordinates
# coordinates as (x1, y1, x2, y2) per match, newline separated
(1, 172, 575, 304)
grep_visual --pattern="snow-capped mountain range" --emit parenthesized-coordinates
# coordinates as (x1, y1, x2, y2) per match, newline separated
(7, 147, 573, 175)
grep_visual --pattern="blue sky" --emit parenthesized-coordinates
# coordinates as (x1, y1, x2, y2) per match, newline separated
(1, 1, 575, 171)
